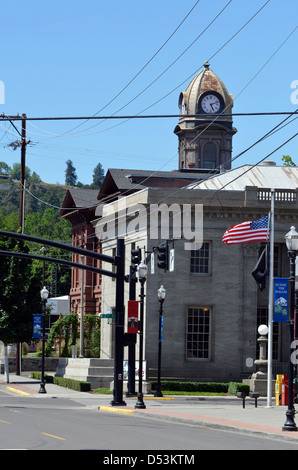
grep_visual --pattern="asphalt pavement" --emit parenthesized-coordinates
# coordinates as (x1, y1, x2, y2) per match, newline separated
(1, 373, 298, 444)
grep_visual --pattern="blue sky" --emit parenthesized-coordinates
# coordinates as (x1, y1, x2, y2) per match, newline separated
(0, 0, 297, 185)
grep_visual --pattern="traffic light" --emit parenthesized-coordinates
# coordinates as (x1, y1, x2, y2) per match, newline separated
(131, 247, 141, 270)
(157, 241, 169, 270)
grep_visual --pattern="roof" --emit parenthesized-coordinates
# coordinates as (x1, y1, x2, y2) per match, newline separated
(66, 188, 99, 207)
(188, 163, 298, 191)
(177, 61, 233, 122)
(98, 168, 210, 200)
(59, 188, 100, 216)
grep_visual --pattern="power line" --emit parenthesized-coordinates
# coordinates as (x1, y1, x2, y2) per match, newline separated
(32, 0, 203, 140)
(0, 111, 297, 122)
(53, 0, 271, 140)
(3, 0, 271, 141)
(20, 109, 298, 215)
(58, 0, 232, 137)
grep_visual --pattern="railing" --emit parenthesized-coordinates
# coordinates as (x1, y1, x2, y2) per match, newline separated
(258, 189, 297, 203)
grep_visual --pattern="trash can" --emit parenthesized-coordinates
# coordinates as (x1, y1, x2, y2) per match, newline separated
(275, 375, 282, 406)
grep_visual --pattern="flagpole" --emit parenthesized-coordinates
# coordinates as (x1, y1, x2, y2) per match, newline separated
(267, 188, 275, 407)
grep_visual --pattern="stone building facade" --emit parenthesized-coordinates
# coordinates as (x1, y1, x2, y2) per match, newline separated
(61, 63, 297, 383)
(96, 169, 298, 382)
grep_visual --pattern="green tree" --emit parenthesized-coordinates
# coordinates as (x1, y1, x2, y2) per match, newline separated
(0, 162, 11, 175)
(24, 208, 72, 296)
(10, 162, 32, 181)
(92, 163, 105, 188)
(0, 236, 41, 345)
(282, 155, 296, 166)
(65, 159, 77, 186)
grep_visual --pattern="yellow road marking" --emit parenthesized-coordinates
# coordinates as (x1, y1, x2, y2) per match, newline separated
(41, 432, 66, 441)
(6, 387, 30, 397)
(132, 396, 174, 400)
(0, 419, 11, 424)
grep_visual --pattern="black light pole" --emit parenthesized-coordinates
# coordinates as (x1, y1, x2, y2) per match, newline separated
(111, 238, 126, 406)
(283, 226, 298, 431)
(126, 264, 137, 397)
(154, 285, 166, 397)
(39, 286, 49, 394)
(135, 260, 148, 409)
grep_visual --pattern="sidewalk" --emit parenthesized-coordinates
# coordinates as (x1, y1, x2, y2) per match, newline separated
(2, 373, 298, 443)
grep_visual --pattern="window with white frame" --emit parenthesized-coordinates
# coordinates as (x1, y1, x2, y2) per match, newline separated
(190, 242, 210, 274)
(187, 307, 211, 359)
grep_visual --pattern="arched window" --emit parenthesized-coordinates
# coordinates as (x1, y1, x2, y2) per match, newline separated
(203, 142, 217, 169)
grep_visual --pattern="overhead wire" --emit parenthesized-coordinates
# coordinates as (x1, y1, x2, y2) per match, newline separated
(20, 0, 271, 142)
(52, 0, 232, 138)
(87, 23, 297, 199)
(49, 0, 270, 139)
(20, 106, 298, 231)
(22, 0, 203, 141)
(18, 25, 298, 220)
(3, 0, 296, 240)
(1, 0, 272, 189)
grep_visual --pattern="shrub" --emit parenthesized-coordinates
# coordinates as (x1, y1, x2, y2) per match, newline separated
(30, 372, 91, 392)
(228, 382, 250, 395)
(150, 380, 249, 395)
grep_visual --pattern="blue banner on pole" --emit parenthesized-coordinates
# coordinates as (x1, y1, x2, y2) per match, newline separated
(273, 278, 288, 322)
(33, 314, 42, 338)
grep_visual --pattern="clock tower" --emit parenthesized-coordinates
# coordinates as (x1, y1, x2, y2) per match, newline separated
(174, 61, 237, 172)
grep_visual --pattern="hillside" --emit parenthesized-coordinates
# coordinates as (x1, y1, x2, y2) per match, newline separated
(0, 178, 70, 217)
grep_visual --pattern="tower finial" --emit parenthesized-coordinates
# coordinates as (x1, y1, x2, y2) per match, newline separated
(203, 61, 210, 69)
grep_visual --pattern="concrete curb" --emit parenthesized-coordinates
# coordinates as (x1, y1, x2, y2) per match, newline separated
(98, 406, 135, 415)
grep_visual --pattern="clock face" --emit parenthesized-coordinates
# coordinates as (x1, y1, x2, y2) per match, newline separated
(201, 94, 221, 114)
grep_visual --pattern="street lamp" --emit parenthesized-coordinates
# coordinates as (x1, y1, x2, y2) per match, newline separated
(154, 285, 166, 397)
(39, 286, 49, 394)
(283, 226, 298, 431)
(135, 261, 148, 409)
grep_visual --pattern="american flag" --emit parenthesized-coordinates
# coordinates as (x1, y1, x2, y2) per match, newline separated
(222, 215, 269, 245)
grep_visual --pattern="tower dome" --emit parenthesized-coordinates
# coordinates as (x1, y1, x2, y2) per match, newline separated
(174, 62, 237, 172)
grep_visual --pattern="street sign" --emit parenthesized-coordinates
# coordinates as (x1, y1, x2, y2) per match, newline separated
(160, 315, 164, 342)
(127, 300, 139, 333)
(100, 313, 116, 318)
(151, 252, 154, 274)
(170, 248, 174, 272)
(33, 314, 42, 338)
(273, 278, 288, 322)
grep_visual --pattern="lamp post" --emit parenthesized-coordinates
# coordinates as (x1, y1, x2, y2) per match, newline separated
(154, 285, 166, 397)
(135, 260, 148, 409)
(283, 226, 298, 431)
(39, 286, 49, 394)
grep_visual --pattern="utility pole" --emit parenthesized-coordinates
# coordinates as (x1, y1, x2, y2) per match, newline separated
(0, 113, 28, 233)
(17, 114, 28, 375)
(19, 114, 27, 232)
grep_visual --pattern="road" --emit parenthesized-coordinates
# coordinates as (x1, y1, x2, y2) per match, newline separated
(1, 388, 298, 451)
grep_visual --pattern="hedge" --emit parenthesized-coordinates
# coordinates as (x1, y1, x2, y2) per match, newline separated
(150, 380, 250, 395)
(30, 372, 91, 392)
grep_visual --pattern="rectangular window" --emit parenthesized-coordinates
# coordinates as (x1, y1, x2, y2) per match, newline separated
(190, 242, 210, 274)
(187, 307, 211, 359)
